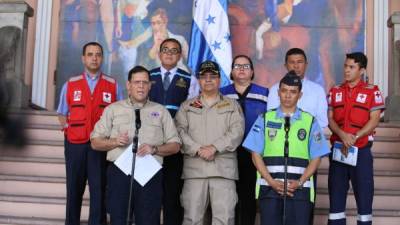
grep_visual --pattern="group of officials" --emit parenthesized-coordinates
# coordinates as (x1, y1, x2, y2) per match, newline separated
(57, 39, 384, 225)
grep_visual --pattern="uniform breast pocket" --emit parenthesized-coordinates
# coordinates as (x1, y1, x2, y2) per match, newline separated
(349, 105, 369, 126)
(112, 115, 132, 135)
(333, 105, 345, 123)
(141, 119, 163, 141)
(70, 104, 86, 121)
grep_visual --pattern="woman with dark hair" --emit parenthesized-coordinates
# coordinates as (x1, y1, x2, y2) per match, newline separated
(220, 55, 269, 225)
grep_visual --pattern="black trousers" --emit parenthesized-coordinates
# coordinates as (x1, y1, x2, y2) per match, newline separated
(259, 198, 312, 225)
(162, 152, 184, 225)
(235, 146, 257, 225)
(64, 140, 107, 225)
(107, 163, 163, 225)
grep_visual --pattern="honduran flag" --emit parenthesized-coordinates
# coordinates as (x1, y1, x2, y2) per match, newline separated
(188, 0, 232, 87)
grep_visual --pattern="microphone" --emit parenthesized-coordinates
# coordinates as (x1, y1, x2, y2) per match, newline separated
(135, 108, 141, 130)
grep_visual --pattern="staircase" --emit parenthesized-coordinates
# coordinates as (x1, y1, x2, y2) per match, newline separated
(0, 110, 400, 225)
(0, 110, 89, 225)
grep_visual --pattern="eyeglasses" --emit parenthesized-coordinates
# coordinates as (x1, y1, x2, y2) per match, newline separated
(160, 47, 181, 55)
(199, 74, 220, 80)
(233, 64, 251, 70)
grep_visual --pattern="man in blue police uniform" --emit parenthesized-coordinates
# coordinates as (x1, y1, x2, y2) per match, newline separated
(57, 42, 123, 225)
(243, 71, 330, 225)
(220, 55, 268, 225)
(148, 38, 199, 225)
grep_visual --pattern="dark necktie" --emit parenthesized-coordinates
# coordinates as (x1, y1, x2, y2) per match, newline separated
(163, 71, 171, 90)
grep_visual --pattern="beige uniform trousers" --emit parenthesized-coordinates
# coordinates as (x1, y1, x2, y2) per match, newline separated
(181, 178, 237, 225)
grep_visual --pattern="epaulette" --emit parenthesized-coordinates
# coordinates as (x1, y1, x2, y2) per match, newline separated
(216, 99, 232, 109)
(365, 84, 375, 89)
(102, 75, 116, 84)
(69, 75, 83, 82)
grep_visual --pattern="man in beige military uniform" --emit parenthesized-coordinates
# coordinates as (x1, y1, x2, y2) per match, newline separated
(90, 66, 181, 225)
(175, 61, 245, 225)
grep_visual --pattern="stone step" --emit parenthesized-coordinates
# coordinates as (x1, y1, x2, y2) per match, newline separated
(0, 175, 89, 199)
(318, 152, 400, 172)
(0, 195, 88, 222)
(0, 215, 66, 225)
(371, 136, 400, 154)
(313, 209, 400, 225)
(9, 110, 59, 126)
(0, 158, 65, 178)
(315, 189, 400, 210)
(25, 125, 64, 142)
(374, 123, 400, 137)
(315, 170, 400, 190)
(0, 144, 64, 159)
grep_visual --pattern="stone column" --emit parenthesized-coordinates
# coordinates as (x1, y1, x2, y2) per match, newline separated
(0, 1, 33, 108)
(386, 12, 400, 122)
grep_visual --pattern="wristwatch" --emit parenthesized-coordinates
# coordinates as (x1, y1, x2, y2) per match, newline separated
(152, 145, 159, 155)
(297, 179, 304, 189)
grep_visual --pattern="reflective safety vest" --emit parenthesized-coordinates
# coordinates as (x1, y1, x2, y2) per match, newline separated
(66, 74, 117, 143)
(256, 109, 315, 202)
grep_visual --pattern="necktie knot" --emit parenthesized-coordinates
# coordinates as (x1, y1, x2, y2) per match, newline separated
(163, 71, 171, 90)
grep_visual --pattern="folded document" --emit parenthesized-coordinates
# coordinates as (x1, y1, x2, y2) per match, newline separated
(332, 141, 358, 166)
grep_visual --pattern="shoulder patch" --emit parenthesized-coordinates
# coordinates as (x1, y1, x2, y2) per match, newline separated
(102, 75, 116, 84)
(69, 75, 83, 82)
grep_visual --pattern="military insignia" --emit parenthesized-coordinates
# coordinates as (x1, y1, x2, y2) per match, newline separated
(268, 128, 277, 140)
(297, 129, 307, 141)
(217, 101, 230, 109)
(374, 91, 383, 103)
(266, 121, 282, 129)
(356, 93, 367, 103)
(103, 92, 112, 103)
(189, 98, 203, 109)
(335, 92, 342, 102)
(176, 78, 187, 88)
(73, 90, 81, 101)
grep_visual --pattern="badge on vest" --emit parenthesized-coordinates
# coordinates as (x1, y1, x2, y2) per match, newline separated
(176, 78, 187, 88)
(268, 128, 277, 140)
(374, 91, 383, 103)
(73, 90, 82, 101)
(356, 93, 367, 103)
(297, 129, 307, 141)
(266, 121, 282, 129)
(103, 92, 112, 103)
(335, 92, 342, 102)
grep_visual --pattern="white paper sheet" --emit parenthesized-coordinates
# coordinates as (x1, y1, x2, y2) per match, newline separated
(114, 143, 162, 186)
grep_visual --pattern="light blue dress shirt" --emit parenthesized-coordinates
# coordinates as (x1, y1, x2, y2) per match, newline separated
(57, 72, 124, 116)
(267, 78, 328, 128)
(243, 107, 330, 159)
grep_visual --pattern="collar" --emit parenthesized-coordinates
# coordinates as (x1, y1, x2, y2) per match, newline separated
(276, 107, 302, 121)
(161, 66, 178, 76)
(342, 80, 366, 90)
(126, 97, 149, 108)
(199, 93, 224, 107)
(84, 70, 101, 81)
